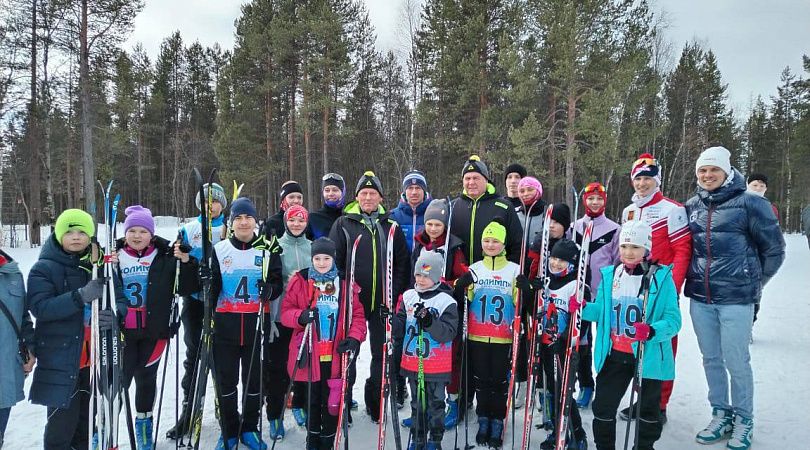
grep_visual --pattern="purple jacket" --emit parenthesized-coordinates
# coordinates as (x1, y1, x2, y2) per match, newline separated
(573, 214, 621, 294)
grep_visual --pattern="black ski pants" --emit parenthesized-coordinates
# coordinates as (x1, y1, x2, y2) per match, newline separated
(123, 334, 166, 413)
(180, 296, 203, 400)
(362, 307, 385, 418)
(214, 336, 263, 440)
(43, 368, 91, 450)
(541, 343, 585, 441)
(592, 351, 663, 450)
(306, 361, 339, 449)
(469, 340, 511, 420)
(263, 322, 305, 418)
(577, 322, 595, 389)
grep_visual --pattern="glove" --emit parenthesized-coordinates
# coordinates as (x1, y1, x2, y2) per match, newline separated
(529, 277, 545, 290)
(257, 280, 275, 302)
(633, 323, 655, 342)
(97, 309, 115, 331)
(454, 272, 474, 296)
(298, 307, 319, 326)
(414, 303, 433, 329)
(379, 303, 392, 319)
(568, 295, 582, 313)
(78, 278, 106, 304)
(198, 266, 212, 282)
(268, 320, 280, 343)
(327, 378, 343, 416)
(515, 274, 531, 292)
(337, 337, 360, 355)
(550, 337, 567, 355)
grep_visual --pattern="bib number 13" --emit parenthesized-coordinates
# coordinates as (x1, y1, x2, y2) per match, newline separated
(479, 295, 506, 325)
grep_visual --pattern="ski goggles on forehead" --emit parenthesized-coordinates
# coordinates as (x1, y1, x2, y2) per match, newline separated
(633, 157, 657, 167)
(583, 184, 605, 194)
(322, 173, 344, 182)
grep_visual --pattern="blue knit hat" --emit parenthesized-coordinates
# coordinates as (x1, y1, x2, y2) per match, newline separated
(402, 170, 428, 193)
(230, 197, 258, 221)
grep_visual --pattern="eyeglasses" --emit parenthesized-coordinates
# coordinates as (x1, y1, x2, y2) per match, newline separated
(633, 157, 656, 167)
(583, 183, 606, 194)
(322, 173, 344, 182)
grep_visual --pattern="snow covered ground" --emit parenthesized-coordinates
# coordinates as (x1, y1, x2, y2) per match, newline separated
(3, 226, 809, 449)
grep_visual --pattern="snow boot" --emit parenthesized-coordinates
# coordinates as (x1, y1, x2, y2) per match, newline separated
(135, 414, 154, 450)
(475, 416, 490, 445)
(695, 407, 733, 445)
(269, 418, 285, 441)
(164, 403, 189, 439)
(513, 381, 526, 409)
(488, 419, 504, 449)
(351, 399, 359, 410)
(215, 435, 238, 450)
(726, 415, 754, 449)
(619, 402, 637, 421)
(444, 399, 458, 428)
(659, 408, 668, 425)
(576, 387, 594, 408)
(539, 433, 555, 450)
(292, 407, 307, 427)
(402, 416, 413, 428)
(240, 431, 268, 450)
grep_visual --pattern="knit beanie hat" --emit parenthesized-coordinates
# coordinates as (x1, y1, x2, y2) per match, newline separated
(402, 170, 428, 193)
(582, 182, 607, 218)
(311, 237, 337, 259)
(461, 155, 490, 181)
(504, 163, 527, 180)
(550, 203, 572, 232)
(124, 205, 155, 236)
(279, 181, 303, 209)
(230, 197, 259, 221)
(414, 250, 444, 285)
(550, 239, 579, 266)
(517, 176, 543, 205)
(55, 209, 95, 243)
(195, 183, 228, 210)
(284, 205, 309, 223)
(481, 217, 507, 245)
(630, 153, 661, 186)
(695, 146, 732, 177)
(356, 171, 384, 197)
(747, 172, 769, 186)
(619, 221, 653, 251)
(424, 199, 450, 227)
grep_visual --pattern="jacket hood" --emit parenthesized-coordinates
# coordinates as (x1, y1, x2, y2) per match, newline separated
(395, 195, 432, 217)
(0, 259, 19, 275)
(280, 230, 310, 246)
(697, 168, 746, 205)
(40, 233, 93, 272)
(343, 201, 389, 221)
(416, 281, 454, 299)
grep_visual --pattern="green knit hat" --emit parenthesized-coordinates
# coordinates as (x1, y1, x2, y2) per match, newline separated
(55, 209, 95, 243)
(481, 218, 507, 245)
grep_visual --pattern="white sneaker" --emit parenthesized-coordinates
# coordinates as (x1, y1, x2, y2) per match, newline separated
(695, 407, 733, 445)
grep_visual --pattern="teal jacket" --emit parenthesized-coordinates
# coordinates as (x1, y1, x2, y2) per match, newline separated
(582, 264, 681, 381)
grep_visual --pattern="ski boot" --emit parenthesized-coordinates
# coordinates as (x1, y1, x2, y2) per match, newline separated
(475, 416, 490, 445)
(215, 435, 238, 450)
(444, 399, 458, 428)
(695, 407, 733, 445)
(488, 419, 504, 449)
(240, 431, 268, 450)
(292, 408, 307, 427)
(269, 418, 285, 441)
(727, 415, 754, 449)
(539, 432, 556, 450)
(576, 387, 594, 408)
(402, 416, 413, 428)
(135, 414, 154, 450)
(351, 399, 359, 410)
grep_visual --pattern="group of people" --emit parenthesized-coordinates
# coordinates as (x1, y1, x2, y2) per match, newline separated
(0, 145, 785, 450)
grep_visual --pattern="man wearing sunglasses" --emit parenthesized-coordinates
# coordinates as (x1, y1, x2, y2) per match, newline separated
(620, 153, 692, 425)
(310, 173, 347, 239)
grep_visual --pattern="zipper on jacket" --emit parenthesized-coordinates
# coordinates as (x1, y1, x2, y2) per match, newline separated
(412, 208, 417, 253)
(705, 204, 715, 304)
(370, 225, 378, 310)
(470, 198, 479, 262)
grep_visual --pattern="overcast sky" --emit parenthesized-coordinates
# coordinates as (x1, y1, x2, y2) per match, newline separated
(125, 0, 810, 115)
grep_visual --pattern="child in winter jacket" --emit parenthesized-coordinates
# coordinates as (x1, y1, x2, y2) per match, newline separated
(115, 205, 198, 448)
(452, 218, 526, 449)
(410, 198, 467, 428)
(281, 237, 366, 450)
(0, 249, 35, 448)
(27, 209, 127, 449)
(536, 239, 589, 449)
(393, 251, 458, 449)
(580, 221, 681, 450)
(209, 197, 283, 450)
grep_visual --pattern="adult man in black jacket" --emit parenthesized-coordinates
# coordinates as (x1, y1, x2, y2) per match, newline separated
(329, 171, 411, 422)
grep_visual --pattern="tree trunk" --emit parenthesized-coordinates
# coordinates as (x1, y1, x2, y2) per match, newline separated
(28, 0, 41, 245)
(303, 65, 312, 210)
(320, 72, 330, 208)
(80, 0, 94, 212)
(288, 63, 297, 181)
(265, 90, 273, 216)
(565, 93, 576, 212)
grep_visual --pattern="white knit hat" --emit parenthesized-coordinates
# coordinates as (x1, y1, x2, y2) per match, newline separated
(619, 221, 653, 252)
(695, 146, 732, 177)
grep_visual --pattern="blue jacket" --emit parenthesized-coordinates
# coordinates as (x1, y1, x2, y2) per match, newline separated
(27, 234, 127, 408)
(390, 195, 431, 254)
(0, 256, 34, 409)
(684, 169, 785, 305)
(583, 264, 681, 381)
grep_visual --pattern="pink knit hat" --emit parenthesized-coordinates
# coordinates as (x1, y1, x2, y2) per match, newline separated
(517, 176, 543, 204)
(124, 205, 155, 236)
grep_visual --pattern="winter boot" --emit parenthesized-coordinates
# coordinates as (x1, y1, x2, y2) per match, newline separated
(695, 407, 733, 445)
(164, 403, 190, 439)
(365, 378, 381, 423)
(444, 399, 458, 428)
(619, 402, 637, 421)
(539, 433, 555, 450)
(513, 382, 526, 409)
(659, 408, 668, 425)
(268, 418, 285, 441)
(351, 399, 359, 410)
(488, 419, 504, 449)
(402, 416, 413, 428)
(726, 415, 753, 449)
(135, 413, 154, 450)
(292, 408, 308, 427)
(215, 435, 238, 450)
(475, 416, 490, 445)
(240, 431, 268, 450)
(576, 387, 594, 408)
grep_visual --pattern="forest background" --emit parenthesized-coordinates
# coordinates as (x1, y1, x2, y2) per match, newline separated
(1, 0, 808, 246)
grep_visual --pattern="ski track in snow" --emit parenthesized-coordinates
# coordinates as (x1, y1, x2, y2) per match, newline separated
(4, 224, 809, 449)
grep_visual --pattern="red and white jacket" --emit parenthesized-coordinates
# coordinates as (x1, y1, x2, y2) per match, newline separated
(621, 191, 692, 293)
